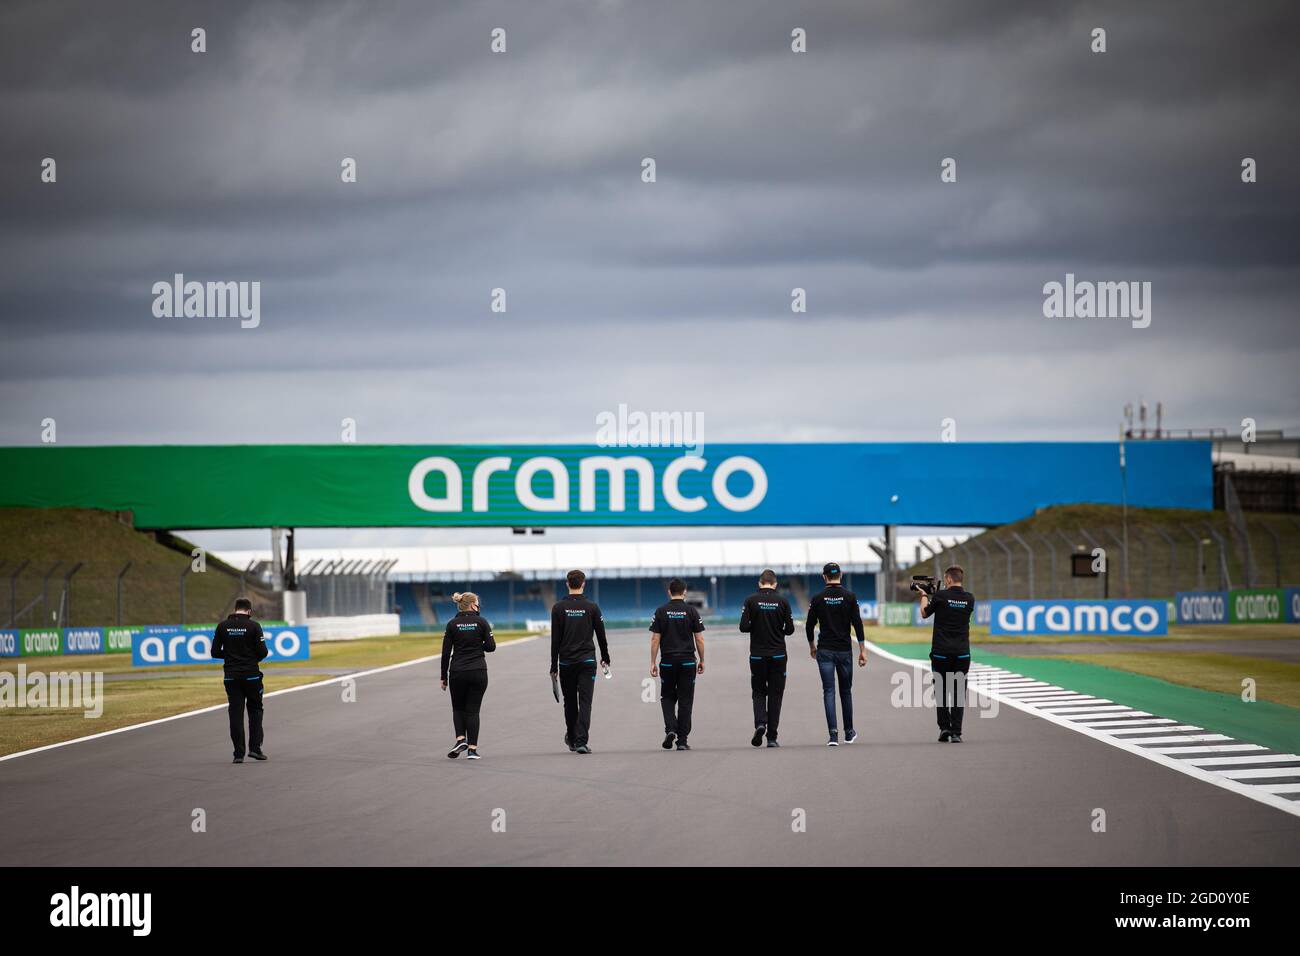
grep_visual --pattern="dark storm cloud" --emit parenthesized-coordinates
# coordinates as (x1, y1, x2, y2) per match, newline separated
(0, 0, 1297, 453)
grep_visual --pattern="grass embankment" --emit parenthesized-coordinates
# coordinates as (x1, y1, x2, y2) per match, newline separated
(0, 630, 530, 756)
(0, 506, 271, 626)
(896, 503, 1300, 601)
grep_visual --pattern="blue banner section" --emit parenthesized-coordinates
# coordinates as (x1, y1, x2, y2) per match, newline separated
(0, 630, 18, 657)
(1289, 588, 1300, 623)
(131, 626, 311, 667)
(989, 599, 1167, 636)
(62, 627, 105, 654)
(1175, 591, 1230, 625)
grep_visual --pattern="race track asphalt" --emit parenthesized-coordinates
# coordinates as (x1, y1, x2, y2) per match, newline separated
(3, 627, 1298, 866)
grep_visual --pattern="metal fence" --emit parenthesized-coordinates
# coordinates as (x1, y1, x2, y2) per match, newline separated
(908, 515, 1300, 601)
(298, 559, 397, 617)
(1, 558, 255, 628)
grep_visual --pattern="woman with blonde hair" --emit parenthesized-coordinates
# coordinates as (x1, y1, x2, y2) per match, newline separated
(439, 591, 496, 759)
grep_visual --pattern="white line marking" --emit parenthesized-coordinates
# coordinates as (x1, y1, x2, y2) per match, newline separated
(1256, 784, 1300, 794)
(1122, 734, 1234, 744)
(1183, 754, 1300, 766)
(863, 641, 1300, 819)
(1074, 715, 1170, 723)
(1145, 744, 1265, 755)
(1107, 725, 1204, 734)
(0, 635, 540, 764)
(1216, 768, 1300, 780)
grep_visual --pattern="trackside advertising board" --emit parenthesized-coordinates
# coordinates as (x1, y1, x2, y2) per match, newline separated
(131, 626, 311, 667)
(1289, 588, 1300, 623)
(880, 603, 915, 627)
(0, 630, 63, 657)
(0, 627, 135, 657)
(0, 442, 1212, 528)
(989, 600, 1168, 636)
(1176, 591, 1230, 625)
(0, 623, 293, 658)
(1228, 589, 1286, 624)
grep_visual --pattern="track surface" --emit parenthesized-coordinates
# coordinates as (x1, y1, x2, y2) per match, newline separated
(3, 628, 1299, 866)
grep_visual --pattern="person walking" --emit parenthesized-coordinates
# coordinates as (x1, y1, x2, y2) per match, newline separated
(441, 591, 496, 760)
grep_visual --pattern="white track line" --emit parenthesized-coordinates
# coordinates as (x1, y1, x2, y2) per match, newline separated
(1217, 767, 1300, 780)
(1146, 744, 1265, 755)
(0, 635, 540, 764)
(866, 640, 1300, 819)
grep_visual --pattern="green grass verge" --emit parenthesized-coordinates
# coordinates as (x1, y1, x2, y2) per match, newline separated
(872, 640, 1300, 755)
(869, 622, 1300, 645)
(1051, 652, 1300, 710)
(0, 630, 531, 757)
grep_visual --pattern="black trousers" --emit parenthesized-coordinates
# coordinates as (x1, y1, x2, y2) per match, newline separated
(449, 669, 489, 746)
(931, 656, 970, 734)
(749, 655, 787, 739)
(224, 673, 264, 758)
(659, 660, 697, 742)
(559, 660, 597, 747)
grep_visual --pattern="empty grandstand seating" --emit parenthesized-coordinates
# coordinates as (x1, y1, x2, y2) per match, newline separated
(394, 571, 875, 630)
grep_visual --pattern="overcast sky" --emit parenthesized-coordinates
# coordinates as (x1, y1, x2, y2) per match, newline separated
(1, 0, 1297, 549)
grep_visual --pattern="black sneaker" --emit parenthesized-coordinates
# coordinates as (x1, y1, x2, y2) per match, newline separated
(949, 734, 963, 743)
(766, 739, 780, 748)
(844, 730, 858, 744)
(575, 745, 592, 755)
(751, 726, 766, 748)
(938, 732, 951, 743)
(466, 749, 481, 760)
(248, 750, 268, 761)
(676, 741, 691, 751)
(827, 732, 839, 747)
(565, 734, 576, 753)
(232, 756, 244, 764)
(662, 732, 677, 750)
(448, 741, 469, 759)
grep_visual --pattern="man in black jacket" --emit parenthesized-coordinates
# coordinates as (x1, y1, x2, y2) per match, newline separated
(211, 598, 269, 764)
(649, 578, 706, 751)
(920, 566, 976, 742)
(805, 562, 867, 746)
(739, 569, 795, 748)
(550, 569, 610, 754)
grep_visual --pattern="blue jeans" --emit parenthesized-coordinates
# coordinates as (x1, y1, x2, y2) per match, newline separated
(816, 649, 853, 732)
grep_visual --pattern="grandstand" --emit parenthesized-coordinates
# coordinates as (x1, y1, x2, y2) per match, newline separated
(217, 536, 944, 629)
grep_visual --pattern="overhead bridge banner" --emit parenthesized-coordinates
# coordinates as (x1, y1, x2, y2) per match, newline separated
(0, 442, 1211, 529)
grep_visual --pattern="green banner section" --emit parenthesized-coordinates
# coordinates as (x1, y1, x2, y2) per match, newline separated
(104, 628, 136, 654)
(20, 629, 63, 656)
(1229, 589, 1286, 623)
(880, 603, 916, 627)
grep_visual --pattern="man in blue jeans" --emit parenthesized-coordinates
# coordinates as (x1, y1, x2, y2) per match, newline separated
(805, 563, 867, 746)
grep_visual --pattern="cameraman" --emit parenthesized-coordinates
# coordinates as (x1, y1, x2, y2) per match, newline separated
(918, 566, 975, 743)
